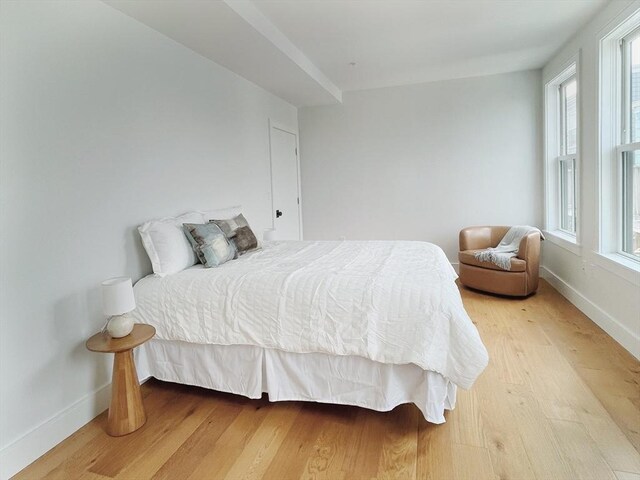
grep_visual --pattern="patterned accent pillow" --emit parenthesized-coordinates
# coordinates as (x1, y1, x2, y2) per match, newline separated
(183, 223, 237, 268)
(210, 214, 258, 255)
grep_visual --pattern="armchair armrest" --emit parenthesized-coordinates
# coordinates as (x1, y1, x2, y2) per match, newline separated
(516, 232, 542, 261)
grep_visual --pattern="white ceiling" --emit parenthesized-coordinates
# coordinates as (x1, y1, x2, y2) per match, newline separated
(104, 0, 341, 106)
(255, 0, 607, 92)
(104, 0, 607, 106)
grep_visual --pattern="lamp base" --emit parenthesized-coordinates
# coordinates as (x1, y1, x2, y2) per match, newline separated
(106, 314, 134, 338)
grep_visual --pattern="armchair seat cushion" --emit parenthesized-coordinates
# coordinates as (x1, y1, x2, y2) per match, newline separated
(459, 249, 526, 272)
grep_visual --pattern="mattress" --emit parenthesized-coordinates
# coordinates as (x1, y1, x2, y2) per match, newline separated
(136, 339, 457, 423)
(130, 240, 489, 389)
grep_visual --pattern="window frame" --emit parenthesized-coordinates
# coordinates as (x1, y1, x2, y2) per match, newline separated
(543, 57, 580, 251)
(597, 8, 640, 282)
(618, 29, 640, 260)
(558, 74, 578, 236)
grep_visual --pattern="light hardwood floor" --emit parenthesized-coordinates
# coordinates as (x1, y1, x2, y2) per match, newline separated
(14, 280, 640, 479)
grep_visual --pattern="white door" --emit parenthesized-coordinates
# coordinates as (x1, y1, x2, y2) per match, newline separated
(270, 126, 301, 240)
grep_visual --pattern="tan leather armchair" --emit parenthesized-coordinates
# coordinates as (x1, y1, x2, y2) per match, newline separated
(458, 226, 542, 296)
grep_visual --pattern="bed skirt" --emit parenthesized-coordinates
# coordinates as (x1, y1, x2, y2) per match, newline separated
(137, 338, 457, 423)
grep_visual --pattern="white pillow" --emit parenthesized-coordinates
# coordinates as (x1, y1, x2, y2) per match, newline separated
(200, 205, 242, 222)
(138, 211, 205, 276)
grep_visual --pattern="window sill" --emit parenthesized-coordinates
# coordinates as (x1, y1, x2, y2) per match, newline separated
(543, 230, 581, 256)
(592, 252, 640, 286)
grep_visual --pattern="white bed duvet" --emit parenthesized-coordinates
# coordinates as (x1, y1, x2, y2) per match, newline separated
(131, 240, 488, 390)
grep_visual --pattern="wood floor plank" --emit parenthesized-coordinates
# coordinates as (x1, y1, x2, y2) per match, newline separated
(578, 411, 640, 474)
(598, 395, 640, 453)
(550, 419, 618, 480)
(449, 388, 485, 448)
(576, 366, 640, 452)
(451, 444, 496, 480)
(375, 405, 419, 480)
(616, 471, 640, 480)
(298, 405, 357, 480)
(535, 282, 640, 452)
(90, 390, 214, 478)
(474, 370, 536, 480)
(13, 280, 640, 480)
(261, 405, 325, 479)
(150, 399, 243, 480)
(77, 472, 110, 480)
(577, 366, 639, 402)
(515, 341, 612, 421)
(505, 309, 552, 346)
(185, 398, 272, 480)
(221, 402, 302, 480)
(505, 392, 577, 480)
(415, 420, 455, 480)
(483, 334, 526, 385)
(114, 392, 218, 479)
(340, 408, 389, 479)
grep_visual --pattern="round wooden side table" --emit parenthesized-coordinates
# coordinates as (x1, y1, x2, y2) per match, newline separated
(86, 323, 155, 436)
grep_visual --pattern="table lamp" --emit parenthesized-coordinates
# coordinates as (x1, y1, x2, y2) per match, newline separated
(102, 277, 136, 338)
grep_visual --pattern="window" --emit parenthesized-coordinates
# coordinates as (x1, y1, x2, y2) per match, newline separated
(559, 77, 577, 234)
(599, 9, 640, 277)
(544, 60, 579, 246)
(620, 30, 640, 258)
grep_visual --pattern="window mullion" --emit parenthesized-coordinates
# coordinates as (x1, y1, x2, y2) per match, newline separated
(617, 141, 640, 153)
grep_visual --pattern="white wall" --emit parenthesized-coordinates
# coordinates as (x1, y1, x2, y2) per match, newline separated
(541, 0, 640, 359)
(298, 70, 542, 261)
(0, 1, 297, 476)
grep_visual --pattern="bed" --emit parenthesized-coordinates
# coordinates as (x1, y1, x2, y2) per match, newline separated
(131, 240, 488, 423)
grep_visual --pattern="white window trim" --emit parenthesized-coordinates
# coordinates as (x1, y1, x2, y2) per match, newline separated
(599, 9, 640, 276)
(543, 54, 581, 254)
(592, 252, 640, 286)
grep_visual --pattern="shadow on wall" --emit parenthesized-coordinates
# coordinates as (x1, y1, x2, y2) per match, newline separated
(125, 227, 152, 281)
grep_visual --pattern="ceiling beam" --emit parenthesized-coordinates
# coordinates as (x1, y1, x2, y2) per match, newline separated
(223, 0, 342, 103)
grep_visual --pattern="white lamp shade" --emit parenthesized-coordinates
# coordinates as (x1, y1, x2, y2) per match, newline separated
(263, 229, 277, 241)
(102, 277, 136, 316)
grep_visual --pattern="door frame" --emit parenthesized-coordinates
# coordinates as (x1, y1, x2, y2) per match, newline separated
(268, 119, 303, 240)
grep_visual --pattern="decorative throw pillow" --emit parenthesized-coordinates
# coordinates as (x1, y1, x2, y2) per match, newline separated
(183, 223, 237, 268)
(210, 214, 258, 255)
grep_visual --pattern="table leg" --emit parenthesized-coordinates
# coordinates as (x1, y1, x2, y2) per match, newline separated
(107, 349, 146, 436)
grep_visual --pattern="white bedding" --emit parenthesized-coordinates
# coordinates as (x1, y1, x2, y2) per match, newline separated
(137, 340, 457, 423)
(131, 240, 488, 390)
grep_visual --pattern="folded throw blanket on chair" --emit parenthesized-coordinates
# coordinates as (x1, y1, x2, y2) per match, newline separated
(474, 225, 543, 271)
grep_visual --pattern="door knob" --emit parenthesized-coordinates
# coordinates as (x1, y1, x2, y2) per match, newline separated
(276, 209, 283, 218)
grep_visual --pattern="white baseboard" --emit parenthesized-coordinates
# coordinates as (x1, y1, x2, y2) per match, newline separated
(451, 261, 459, 274)
(0, 382, 111, 480)
(541, 266, 640, 360)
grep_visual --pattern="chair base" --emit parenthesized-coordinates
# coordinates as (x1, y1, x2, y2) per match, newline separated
(459, 263, 537, 297)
